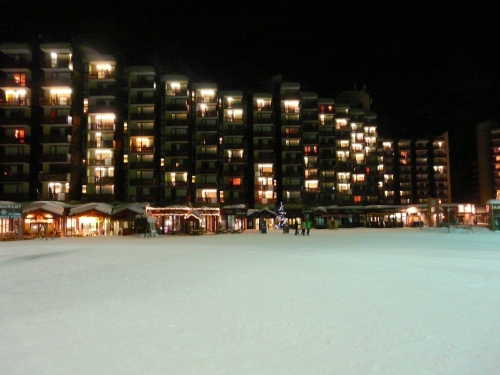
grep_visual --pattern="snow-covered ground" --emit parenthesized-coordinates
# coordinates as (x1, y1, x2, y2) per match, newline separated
(1, 227, 499, 375)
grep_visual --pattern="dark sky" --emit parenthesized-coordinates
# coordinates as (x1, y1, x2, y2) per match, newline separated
(2, 1, 500, 201)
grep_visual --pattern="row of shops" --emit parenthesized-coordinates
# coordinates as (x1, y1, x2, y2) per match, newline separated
(0, 200, 488, 240)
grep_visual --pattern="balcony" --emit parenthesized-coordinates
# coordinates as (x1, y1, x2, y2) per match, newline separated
(88, 123, 115, 131)
(254, 142, 274, 151)
(195, 167, 219, 174)
(88, 158, 114, 166)
(165, 103, 189, 111)
(88, 176, 115, 185)
(130, 129, 155, 137)
(129, 178, 155, 186)
(128, 161, 156, 169)
(0, 154, 30, 163)
(38, 173, 70, 182)
(255, 197, 276, 204)
(165, 119, 190, 126)
(253, 154, 274, 163)
(253, 129, 274, 137)
(0, 98, 30, 106)
(89, 87, 116, 96)
(224, 139, 244, 147)
(223, 127, 245, 136)
(0, 117, 30, 126)
(130, 145, 154, 153)
(223, 117, 244, 124)
(0, 136, 29, 145)
(130, 97, 155, 105)
(165, 133, 189, 142)
(40, 134, 72, 144)
(88, 140, 114, 148)
(40, 115, 72, 125)
(166, 89, 188, 97)
(165, 181, 188, 188)
(253, 104, 273, 112)
(89, 72, 117, 80)
(165, 148, 190, 157)
(40, 60, 72, 69)
(130, 80, 153, 88)
(196, 110, 217, 118)
(39, 154, 70, 163)
(129, 113, 155, 121)
(40, 78, 72, 87)
(196, 154, 218, 161)
(224, 156, 244, 163)
(195, 182, 218, 189)
(223, 184, 245, 191)
(0, 173, 30, 182)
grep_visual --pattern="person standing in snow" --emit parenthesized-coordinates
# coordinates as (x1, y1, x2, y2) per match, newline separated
(294, 219, 299, 235)
(306, 219, 311, 235)
(301, 220, 306, 236)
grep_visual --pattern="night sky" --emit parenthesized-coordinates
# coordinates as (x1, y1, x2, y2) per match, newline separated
(2, 1, 500, 202)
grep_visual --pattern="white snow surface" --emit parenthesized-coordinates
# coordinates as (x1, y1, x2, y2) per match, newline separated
(1, 227, 500, 375)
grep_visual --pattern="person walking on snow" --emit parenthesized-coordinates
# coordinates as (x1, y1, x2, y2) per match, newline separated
(306, 219, 311, 235)
(294, 219, 299, 235)
(301, 221, 306, 236)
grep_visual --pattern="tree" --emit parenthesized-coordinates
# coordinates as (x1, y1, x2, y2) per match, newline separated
(276, 201, 286, 228)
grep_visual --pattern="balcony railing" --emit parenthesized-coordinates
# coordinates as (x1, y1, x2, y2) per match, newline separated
(0, 98, 30, 106)
(89, 72, 117, 80)
(88, 158, 114, 166)
(0, 173, 30, 182)
(40, 60, 72, 69)
(196, 110, 217, 117)
(88, 140, 114, 148)
(128, 161, 156, 169)
(165, 149, 190, 157)
(40, 115, 72, 125)
(0, 154, 30, 163)
(0, 117, 30, 126)
(165, 104, 189, 111)
(130, 113, 155, 120)
(88, 176, 115, 184)
(89, 87, 116, 96)
(130, 145, 154, 153)
(40, 134, 72, 144)
(39, 153, 70, 162)
(0, 136, 29, 145)
(129, 178, 155, 186)
(130, 97, 155, 105)
(165, 181, 188, 188)
(38, 173, 70, 182)
(88, 123, 115, 131)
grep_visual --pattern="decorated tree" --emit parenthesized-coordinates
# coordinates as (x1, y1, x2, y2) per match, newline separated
(276, 201, 286, 228)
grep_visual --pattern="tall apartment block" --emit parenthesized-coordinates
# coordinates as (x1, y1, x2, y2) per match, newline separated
(82, 48, 118, 202)
(125, 66, 157, 203)
(252, 92, 275, 207)
(38, 43, 74, 201)
(0, 43, 33, 201)
(162, 74, 190, 205)
(0, 41, 453, 211)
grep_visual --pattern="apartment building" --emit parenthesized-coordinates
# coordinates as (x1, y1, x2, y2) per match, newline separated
(82, 48, 118, 202)
(0, 41, 453, 212)
(38, 43, 74, 201)
(252, 93, 275, 207)
(0, 43, 33, 201)
(125, 66, 157, 203)
(162, 74, 190, 205)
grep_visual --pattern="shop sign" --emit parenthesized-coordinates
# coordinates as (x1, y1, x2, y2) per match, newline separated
(0, 204, 22, 218)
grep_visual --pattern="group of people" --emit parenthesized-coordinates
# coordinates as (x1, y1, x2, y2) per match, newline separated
(294, 219, 311, 236)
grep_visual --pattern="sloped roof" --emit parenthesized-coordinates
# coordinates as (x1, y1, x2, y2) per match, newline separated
(69, 202, 113, 216)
